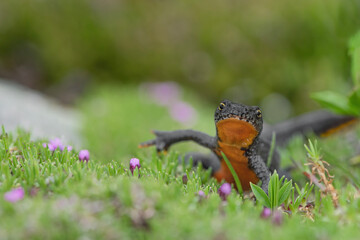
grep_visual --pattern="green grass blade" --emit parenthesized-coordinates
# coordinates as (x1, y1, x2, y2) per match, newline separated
(221, 151, 243, 196)
(295, 182, 301, 195)
(278, 180, 293, 205)
(305, 184, 314, 202)
(268, 170, 280, 208)
(250, 183, 271, 208)
(294, 192, 307, 209)
(268, 172, 274, 208)
(267, 132, 276, 168)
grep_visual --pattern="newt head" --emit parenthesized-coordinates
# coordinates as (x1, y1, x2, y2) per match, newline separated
(215, 99, 263, 149)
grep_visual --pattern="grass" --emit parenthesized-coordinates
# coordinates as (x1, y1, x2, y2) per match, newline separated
(1, 128, 360, 239)
(1, 85, 360, 239)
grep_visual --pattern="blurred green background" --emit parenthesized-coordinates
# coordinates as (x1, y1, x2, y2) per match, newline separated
(1, 0, 360, 163)
(1, 0, 360, 116)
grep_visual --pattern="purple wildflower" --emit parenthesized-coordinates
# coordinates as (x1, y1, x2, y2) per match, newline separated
(47, 143, 56, 152)
(145, 82, 180, 106)
(4, 187, 25, 203)
(272, 210, 284, 226)
(261, 207, 272, 219)
(50, 138, 64, 150)
(79, 150, 90, 162)
(67, 145, 73, 152)
(169, 101, 197, 125)
(129, 158, 141, 174)
(43, 138, 66, 152)
(58, 145, 65, 151)
(218, 183, 232, 201)
(198, 190, 206, 198)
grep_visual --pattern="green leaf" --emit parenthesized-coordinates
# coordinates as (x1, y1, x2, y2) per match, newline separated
(295, 182, 301, 195)
(349, 31, 360, 87)
(268, 170, 280, 208)
(311, 91, 357, 115)
(267, 132, 276, 168)
(305, 184, 314, 203)
(291, 187, 295, 204)
(275, 172, 280, 206)
(250, 183, 271, 208)
(294, 192, 307, 209)
(278, 180, 293, 205)
(268, 173, 274, 208)
(221, 152, 243, 196)
(348, 88, 360, 110)
(279, 175, 285, 184)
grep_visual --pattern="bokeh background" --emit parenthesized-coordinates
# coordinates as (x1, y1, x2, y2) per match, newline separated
(1, 0, 360, 161)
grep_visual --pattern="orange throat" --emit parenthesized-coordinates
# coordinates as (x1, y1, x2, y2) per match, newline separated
(214, 118, 260, 190)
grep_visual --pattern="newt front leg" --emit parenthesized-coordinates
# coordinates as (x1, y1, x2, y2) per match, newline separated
(139, 130, 217, 152)
(139, 130, 221, 172)
(248, 155, 271, 194)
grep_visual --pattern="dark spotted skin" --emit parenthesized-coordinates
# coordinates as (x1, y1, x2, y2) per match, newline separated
(140, 99, 275, 193)
(139, 99, 357, 193)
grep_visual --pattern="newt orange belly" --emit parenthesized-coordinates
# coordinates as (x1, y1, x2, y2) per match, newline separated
(213, 118, 260, 190)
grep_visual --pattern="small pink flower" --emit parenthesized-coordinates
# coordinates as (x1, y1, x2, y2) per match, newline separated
(43, 138, 66, 152)
(218, 183, 232, 201)
(50, 138, 64, 150)
(169, 101, 197, 124)
(47, 143, 56, 152)
(261, 207, 272, 219)
(272, 210, 284, 226)
(4, 187, 25, 203)
(129, 158, 141, 174)
(198, 190, 206, 198)
(67, 145, 73, 152)
(79, 150, 90, 162)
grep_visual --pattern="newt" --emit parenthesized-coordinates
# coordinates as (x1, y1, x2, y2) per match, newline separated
(139, 99, 356, 193)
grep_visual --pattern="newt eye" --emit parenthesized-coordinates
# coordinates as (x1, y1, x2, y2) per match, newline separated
(256, 109, 262, 118)
(218, 102, 226, 110)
